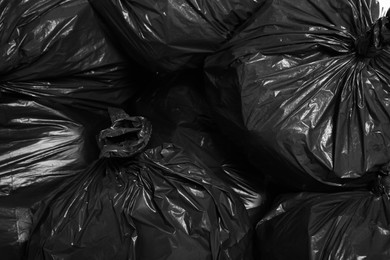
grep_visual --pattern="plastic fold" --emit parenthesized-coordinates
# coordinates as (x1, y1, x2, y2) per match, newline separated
(25, 110, 254, 260)
(205, 0, 390, 191)
(89, 0, 266, 72)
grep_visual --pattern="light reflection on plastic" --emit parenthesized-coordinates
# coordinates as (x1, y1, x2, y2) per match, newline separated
(378, 0, 390, 15)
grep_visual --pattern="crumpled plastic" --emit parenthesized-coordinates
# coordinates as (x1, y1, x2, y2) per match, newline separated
(25, 110, 254, 260)
(0, 206, 32, 260)
(0, 0, 149, 195)
(255, 185, 390, 259)
(129, 70, 269, 224)
(89, 0, 266, 72)
(205, 0, 390, 191)
(0, 96, 110, 196)
(0, 0, 146, 109)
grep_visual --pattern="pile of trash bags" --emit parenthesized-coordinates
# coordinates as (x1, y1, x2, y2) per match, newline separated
(25, 111, 254, 259)
(1, 0, 390, 259)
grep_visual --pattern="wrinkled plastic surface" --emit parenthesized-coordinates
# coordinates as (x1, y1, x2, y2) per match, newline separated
(99, 108, 152, 158)
(205, 0, 390, 191)
(0, 0, 145, 109)
(0, 0, 147, 194)
(25, 111, 254, 260)
(256, 189, 390, 260)
(0, 96, 110, 196)
(89, 0, 266, 72)
(129, 70, 269, 224)
(0, 206, 32, 260)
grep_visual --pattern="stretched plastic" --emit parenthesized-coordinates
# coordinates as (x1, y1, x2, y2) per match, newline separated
(25, 110, 254, 260)
(89, 0, 266, 72)
(205, 0, 390, 191)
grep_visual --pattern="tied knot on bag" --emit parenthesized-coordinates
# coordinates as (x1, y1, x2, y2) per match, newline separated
(355, 9, 390, 58)
(98, 108, 152, 158)
(372, 163, 390, 197)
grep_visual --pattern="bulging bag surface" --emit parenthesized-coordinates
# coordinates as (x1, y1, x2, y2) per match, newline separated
(0, 0, 145, 109)
(256, 187, 390, 260)
(205, 0, 390, 190)
(25, 111, 254, 260)
(0, 97, 110, 196)
(89, 0, 266, 72)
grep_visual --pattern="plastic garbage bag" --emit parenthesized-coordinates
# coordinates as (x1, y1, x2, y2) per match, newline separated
(1, 0, 122, 80)
(205, 0, 390, 191)
(0, 95, 109, 258)
(89, 0, 266, 72)
(0, 0, 145, 109)
(0, 207, 32, 260)
(0, 95, 110, 196)
(129, 70, 270, 224)
(25, 109, 254, 260)
(0, 179, 65, 260)
(0, 0, 147, 195)
(255, 172, 390, 260)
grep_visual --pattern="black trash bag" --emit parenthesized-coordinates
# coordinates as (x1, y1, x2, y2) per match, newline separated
(0, 95, 110, 197)
(129, 70, 270, 225)
(0, 207, 32, 260)
(255, 172, 390, 260)
(0, 0, 145, 109)
(25, 109, 254, 260)
(205, 0, 390, 191)
(89, 0, 266, 72)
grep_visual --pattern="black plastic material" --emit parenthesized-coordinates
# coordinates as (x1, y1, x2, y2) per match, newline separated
(205, 0, 390, 191)
(0, 96, 110, 197)
(0, 1, 145, 255)
(0, 207, 32, 260)
(89, 0, 266, 72)
(0, 0, 149, 195)
(129, 70, 270, 224)
(355, 9, 390, 58)
(0, 0, 145, 109)
(256, 190, 390, 260)
(99, 108, 152, 158)
(25, 111, 254, 260)
(0, 95, 111, 259)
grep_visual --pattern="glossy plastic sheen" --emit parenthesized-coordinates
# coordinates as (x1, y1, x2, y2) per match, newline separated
(89, 0, 266, 72)
(256, 191, 390, 260)
(25, 112, 253, 260)
(0, 97, 110, 196)
(0, 0, 144, 109)
(205, 0, 390, 191)
(0, 0, 145, 196)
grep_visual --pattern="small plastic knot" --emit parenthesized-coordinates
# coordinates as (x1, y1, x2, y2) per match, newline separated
(98, 108, 152, 158)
